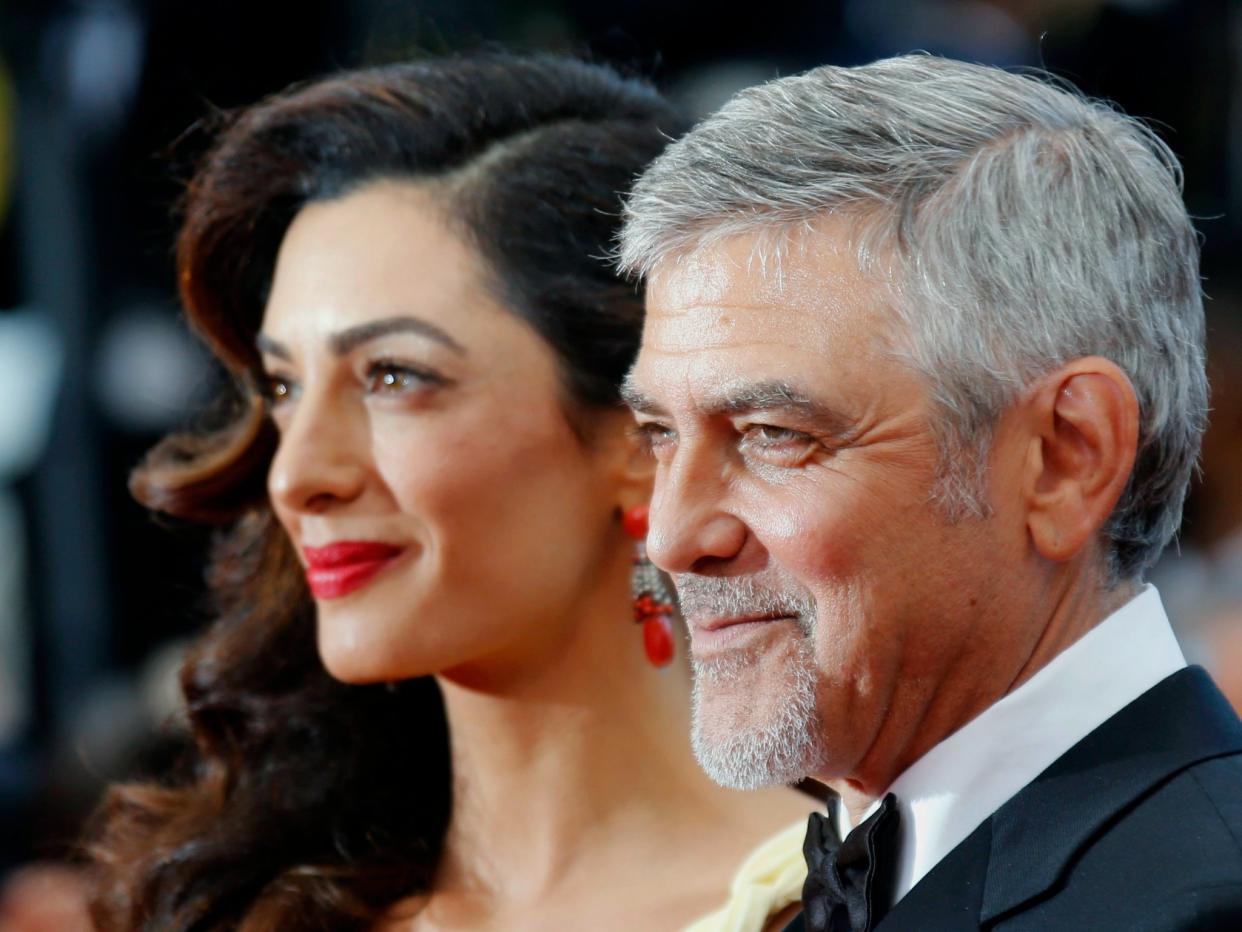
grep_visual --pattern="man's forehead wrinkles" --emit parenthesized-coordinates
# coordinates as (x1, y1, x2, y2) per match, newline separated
(649, 298, 783, 315)
(641, 335, 782, 356)
(643, 311, 742, 355)
(648, 281, 870, 349)
(645, 308, 814, 355)
(646, 302, 737, 328)
(650, 293, 841, 320)
(645, 303, 809, 350)
(651, 243, 864, 319)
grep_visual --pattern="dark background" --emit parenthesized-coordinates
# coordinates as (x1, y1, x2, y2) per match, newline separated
(0, 0, 1239, 877)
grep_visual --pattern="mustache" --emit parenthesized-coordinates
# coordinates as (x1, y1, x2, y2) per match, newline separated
(673, 573, 816, 626)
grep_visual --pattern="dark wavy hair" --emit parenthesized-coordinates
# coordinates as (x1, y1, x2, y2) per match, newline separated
(86, 55, 682, 931)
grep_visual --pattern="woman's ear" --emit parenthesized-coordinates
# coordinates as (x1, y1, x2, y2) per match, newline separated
(1019, 357, 1139, 563)
(591, 407, 656, 513)
(617, 416, 656, 514)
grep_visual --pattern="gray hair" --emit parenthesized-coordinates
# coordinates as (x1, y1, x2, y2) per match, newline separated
(619, 54, 1206, 581)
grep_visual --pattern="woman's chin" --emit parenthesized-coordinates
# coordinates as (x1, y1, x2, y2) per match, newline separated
(314, 615, 434, 684)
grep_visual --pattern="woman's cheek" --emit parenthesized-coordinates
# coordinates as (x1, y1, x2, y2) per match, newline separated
(371, 415, 482, 499)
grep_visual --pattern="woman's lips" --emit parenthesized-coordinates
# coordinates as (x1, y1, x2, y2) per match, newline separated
(302, 541, 406, 599)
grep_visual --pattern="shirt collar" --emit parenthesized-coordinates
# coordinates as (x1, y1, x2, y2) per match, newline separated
(837, 584, 1186, 906)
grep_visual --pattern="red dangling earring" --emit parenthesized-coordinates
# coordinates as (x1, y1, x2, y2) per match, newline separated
(622, 504, 677, 667)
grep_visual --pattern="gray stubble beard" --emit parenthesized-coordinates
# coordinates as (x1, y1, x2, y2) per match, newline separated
(676, 573, 828, 789)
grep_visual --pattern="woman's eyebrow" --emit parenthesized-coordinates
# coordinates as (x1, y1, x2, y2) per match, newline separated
(255, 332, 290, 360)
(255, 314, 467, 360)
(329, 315, 466, 356)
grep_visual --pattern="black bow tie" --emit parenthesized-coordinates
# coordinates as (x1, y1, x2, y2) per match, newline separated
(799, 792, 901, 932)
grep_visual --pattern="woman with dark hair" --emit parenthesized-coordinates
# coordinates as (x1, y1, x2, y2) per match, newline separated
(85, 55, 811, 931)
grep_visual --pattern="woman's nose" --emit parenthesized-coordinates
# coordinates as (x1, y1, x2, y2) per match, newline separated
(267, 390, 369, 515)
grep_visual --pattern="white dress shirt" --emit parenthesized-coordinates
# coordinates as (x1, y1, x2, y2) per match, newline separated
(837, 584, 1186, 908)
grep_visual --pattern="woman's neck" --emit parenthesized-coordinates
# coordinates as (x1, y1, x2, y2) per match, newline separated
(432, 599, 702, 903)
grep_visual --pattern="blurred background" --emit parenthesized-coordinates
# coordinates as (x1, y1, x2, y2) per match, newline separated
(0, 0, 1238, 916)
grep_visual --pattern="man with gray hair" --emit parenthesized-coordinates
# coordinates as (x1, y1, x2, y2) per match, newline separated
(619, 55, 1242, 930)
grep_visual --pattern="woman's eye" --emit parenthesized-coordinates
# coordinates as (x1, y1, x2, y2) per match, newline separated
(364, 361, 439, 396)
(261, 374, 297, 407)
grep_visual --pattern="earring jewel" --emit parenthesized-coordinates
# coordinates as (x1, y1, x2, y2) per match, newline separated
(622, 505, 677, 668)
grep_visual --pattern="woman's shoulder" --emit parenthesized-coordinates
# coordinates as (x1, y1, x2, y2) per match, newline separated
(679, 817, 807, 932)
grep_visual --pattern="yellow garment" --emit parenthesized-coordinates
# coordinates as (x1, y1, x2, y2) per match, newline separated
(682, 819, 807, 932)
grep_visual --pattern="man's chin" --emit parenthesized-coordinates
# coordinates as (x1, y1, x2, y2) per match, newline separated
(689, 663, 825, 789)
(690, 715, 822, 790)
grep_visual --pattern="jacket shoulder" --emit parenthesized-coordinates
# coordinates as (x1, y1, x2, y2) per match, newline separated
(1185, 752, 1242, 858)
(1000, 752, 1242, 930)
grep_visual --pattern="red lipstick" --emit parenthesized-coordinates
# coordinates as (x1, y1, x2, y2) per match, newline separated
(302, 541, 405, 599)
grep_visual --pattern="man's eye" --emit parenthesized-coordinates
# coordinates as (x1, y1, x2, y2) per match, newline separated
(748, 425, 802, 444)
(633, 422, 677, 455)
(738, 425, 817, 463)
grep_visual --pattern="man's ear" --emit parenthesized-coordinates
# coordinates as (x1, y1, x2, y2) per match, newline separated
(1019, 357, 1139, 563)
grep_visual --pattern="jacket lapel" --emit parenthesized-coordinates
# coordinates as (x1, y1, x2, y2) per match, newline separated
(979, 666, 1242, 924)
(877, 817, 991, 929)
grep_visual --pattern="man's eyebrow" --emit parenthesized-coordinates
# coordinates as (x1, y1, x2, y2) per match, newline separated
(255, 315, 467, 361)
(702, 380, 815, 415)
(619, 374, 851, 435)
(703, 379, 853, 433)
(620, 372, 667, 416)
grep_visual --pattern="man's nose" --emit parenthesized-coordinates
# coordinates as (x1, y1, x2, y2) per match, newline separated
(646, 443, 748, 575)
(267, 389, 369, 515)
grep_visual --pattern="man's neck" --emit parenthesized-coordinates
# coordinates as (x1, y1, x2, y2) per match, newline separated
(825, 584, 1184, 907)
(828, 570, 1141, 809)
(1007, 576, 1140, 693)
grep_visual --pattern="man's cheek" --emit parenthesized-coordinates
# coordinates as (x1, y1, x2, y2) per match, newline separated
(755, 506, 866, 582)
(743, 483, 840, 543)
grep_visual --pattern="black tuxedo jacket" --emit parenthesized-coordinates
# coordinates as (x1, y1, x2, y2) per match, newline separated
(785, 667, 1242, 931)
